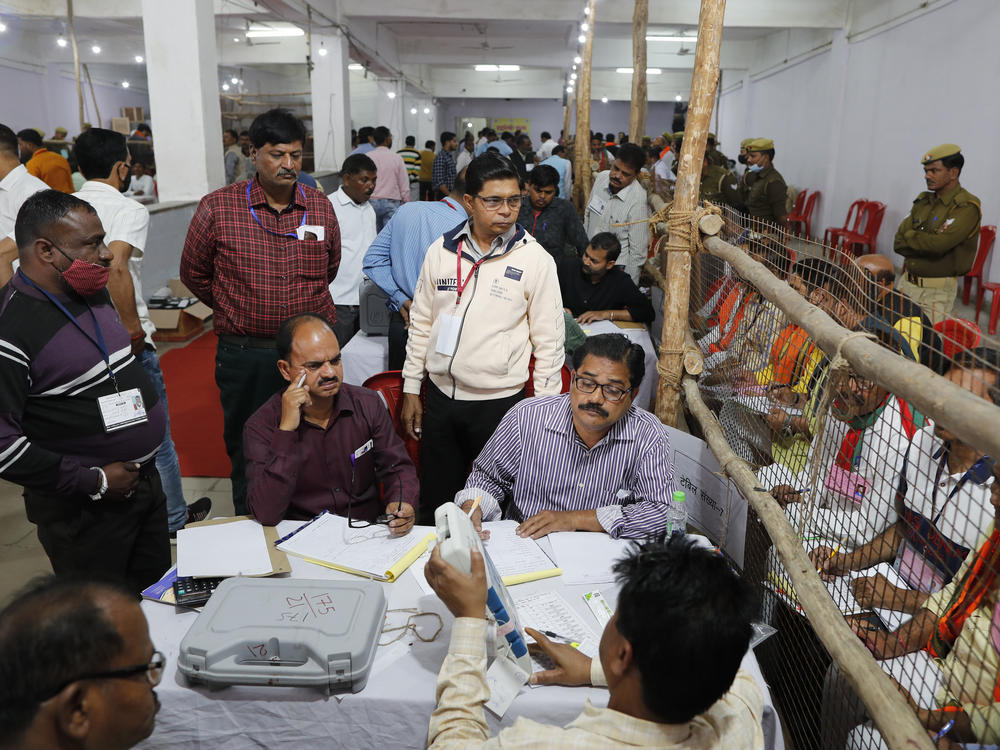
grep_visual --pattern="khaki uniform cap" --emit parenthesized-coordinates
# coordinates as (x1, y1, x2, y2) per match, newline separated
(921, 144, 961, 164)
(740, 138, 754, 149)
(748, 138, 774, 151)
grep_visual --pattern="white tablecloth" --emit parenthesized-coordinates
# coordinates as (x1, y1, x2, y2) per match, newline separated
(137, 529, 782, 750)
(342, 322, 658, 411)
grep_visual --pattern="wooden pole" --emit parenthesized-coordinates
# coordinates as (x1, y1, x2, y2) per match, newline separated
(572, 0, 597, 212)
(67, 0, 85, 132)
(83, 64, 102, 129)
(654, 0, 726, 427)
(562, 89, 574, 148)
(683, 377, 935, 750)
(628, 0, 648, 144)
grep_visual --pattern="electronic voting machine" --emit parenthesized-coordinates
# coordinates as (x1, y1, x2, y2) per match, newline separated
(177, 577, 387, 694)
(435, 502, 532, 676)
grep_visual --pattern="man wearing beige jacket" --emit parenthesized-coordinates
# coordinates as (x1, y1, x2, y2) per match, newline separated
(402, 152, 565, 524)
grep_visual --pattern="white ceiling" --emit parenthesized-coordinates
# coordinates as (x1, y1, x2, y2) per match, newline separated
(0, 0, 850, 101)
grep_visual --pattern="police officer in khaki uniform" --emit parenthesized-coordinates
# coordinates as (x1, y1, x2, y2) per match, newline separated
(894, 143, 981, 324)
(741, 137, 788, 229)
(700, 152, 741, 208)
(706, 133, 729, 168)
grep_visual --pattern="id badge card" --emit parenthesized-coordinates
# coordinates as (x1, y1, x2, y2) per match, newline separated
(435, 312, 461, 356)
(296, 225, 325, 241)
(896, 539, 946, 594)
(824, 464, 870, 505)
(97, 388, 148, 432)
(588, 197, 606, 216)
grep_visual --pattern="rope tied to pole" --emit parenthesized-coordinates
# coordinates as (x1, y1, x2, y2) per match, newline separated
(656, 355, 686, 392)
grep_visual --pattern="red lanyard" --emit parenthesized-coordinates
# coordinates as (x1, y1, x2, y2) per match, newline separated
(455, 240, 490, 306)
(531, 210, 541, 234)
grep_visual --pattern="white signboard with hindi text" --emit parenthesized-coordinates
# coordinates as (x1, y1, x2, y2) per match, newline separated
(665, 426, 748, 569)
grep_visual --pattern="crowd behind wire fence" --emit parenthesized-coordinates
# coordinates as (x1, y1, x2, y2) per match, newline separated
(682, 204, 1000, 750)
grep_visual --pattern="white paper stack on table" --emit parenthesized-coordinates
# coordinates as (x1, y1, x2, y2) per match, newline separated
(275, 511, 436, 582)
(176, 519, 275, 577)
(512, 590, 601, 677)
(548, 531, 632, 586)
(482, 520, 562, 585)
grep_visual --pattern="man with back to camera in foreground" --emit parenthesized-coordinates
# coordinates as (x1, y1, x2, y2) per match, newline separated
(0, 576, 162, 750)
(423, 533, 765, 748)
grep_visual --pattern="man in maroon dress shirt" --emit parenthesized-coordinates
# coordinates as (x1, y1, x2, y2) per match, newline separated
(243, 313, 418, 533)
(181, 109, 341, 514)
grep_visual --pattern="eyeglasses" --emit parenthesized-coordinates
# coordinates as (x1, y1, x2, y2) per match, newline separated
(42, 651, 166, 701)
(476, 194, 522, 211)
(573, 375, 632, 402)
(346, 457, 401, 528)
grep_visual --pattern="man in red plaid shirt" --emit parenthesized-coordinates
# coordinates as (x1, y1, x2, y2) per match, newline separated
(181, 109, 341, 514)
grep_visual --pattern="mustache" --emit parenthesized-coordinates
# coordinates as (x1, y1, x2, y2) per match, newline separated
(579, 403, 608, 417)
(318, 376, 339, 386)
(277, 168, 298, 178)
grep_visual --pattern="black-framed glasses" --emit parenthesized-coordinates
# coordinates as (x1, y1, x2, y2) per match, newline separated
(43, 651, 166, 701)
(476, 194, 522, 211)
(573, 375, 633, 402)
(346, 458, 401, 528)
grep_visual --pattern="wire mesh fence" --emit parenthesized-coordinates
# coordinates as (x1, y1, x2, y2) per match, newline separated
(684, 204, 1000, 750)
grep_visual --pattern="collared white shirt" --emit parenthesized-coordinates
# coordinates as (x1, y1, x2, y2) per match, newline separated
(328, 186, 377, 305)
(73, 181, 155, 345)
(902, 424, 994, 550)
(583, 171, 651, 284)
(0, 164, 48, 240)
(124, 174, 157, 204)
(536, 138, 559, 161)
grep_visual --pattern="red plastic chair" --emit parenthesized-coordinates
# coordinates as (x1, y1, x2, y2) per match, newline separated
(525, 355, 573, 397)
(788, 190, 821, 240)
(823, 199, 867, 259)
(933, 318, 981, 360)
(787, 189, 808, 225)
(362, 370, 423, 472)
(979, 281, 1000, 336)
(835, 201, 886, 262)
(965, 224, 997, 308)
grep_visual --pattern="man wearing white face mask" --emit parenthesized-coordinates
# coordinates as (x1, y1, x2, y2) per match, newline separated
(0, 189, 171, 592)
(740, 138, 788, 230)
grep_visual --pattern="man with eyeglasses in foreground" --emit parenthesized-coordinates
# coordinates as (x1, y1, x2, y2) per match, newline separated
(0, 576, 162, 750)
(456, 334, 674, 539)
(244, 313, 417, 534)
(402, 152, 565, 526)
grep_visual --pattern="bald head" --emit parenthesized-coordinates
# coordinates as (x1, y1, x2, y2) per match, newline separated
(0, 576, 158, 750)
(856, 253, 895, 296)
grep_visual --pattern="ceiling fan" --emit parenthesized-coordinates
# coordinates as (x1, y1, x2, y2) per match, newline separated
(460, 24, 515, 52)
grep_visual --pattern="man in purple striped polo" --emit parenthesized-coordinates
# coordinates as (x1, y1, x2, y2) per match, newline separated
(0, 190, 170, 592)
(457, 334, 674, 539)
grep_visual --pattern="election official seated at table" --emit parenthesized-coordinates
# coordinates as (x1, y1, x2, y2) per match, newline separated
(0, 576, 162, 750)
(557, 232, 655, 325)
(423, 533, 765, 749)
(457, 333, 674, 539)
(244, 313, 418, 534)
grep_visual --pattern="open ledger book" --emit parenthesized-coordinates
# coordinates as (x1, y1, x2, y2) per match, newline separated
(275, 511, 436, 582)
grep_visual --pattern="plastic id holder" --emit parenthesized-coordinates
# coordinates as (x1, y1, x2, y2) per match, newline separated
(177, 577, 387, 695)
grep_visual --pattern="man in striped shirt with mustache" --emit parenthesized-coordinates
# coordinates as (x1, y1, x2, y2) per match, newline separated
(457, 334, 675, 539)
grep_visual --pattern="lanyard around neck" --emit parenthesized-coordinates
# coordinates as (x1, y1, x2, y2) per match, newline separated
(17, 270, 117, 388)
(931, 446, 994, 525)
(455, 239, 493, 306)
(247, 181, 308, 239)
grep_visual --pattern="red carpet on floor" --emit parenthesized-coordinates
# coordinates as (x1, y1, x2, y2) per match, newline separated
(159, 332, 230, 477)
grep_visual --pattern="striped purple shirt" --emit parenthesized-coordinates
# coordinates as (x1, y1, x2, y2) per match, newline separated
(457, 394, 674, 538)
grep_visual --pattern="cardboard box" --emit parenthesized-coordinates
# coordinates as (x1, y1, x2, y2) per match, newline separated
(149, 279, 213, 342)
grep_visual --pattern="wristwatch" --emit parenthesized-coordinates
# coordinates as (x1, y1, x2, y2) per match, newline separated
(88, 467, 108, 501)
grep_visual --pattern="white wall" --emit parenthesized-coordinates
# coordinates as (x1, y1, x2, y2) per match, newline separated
(717, 0, 1000, 281)
(0, 62, 151, 135)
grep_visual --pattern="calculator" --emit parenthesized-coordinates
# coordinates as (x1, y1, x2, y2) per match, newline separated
(173, 576, 226, 607)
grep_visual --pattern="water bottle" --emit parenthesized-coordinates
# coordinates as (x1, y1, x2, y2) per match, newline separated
(665, 490, 687, 537)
